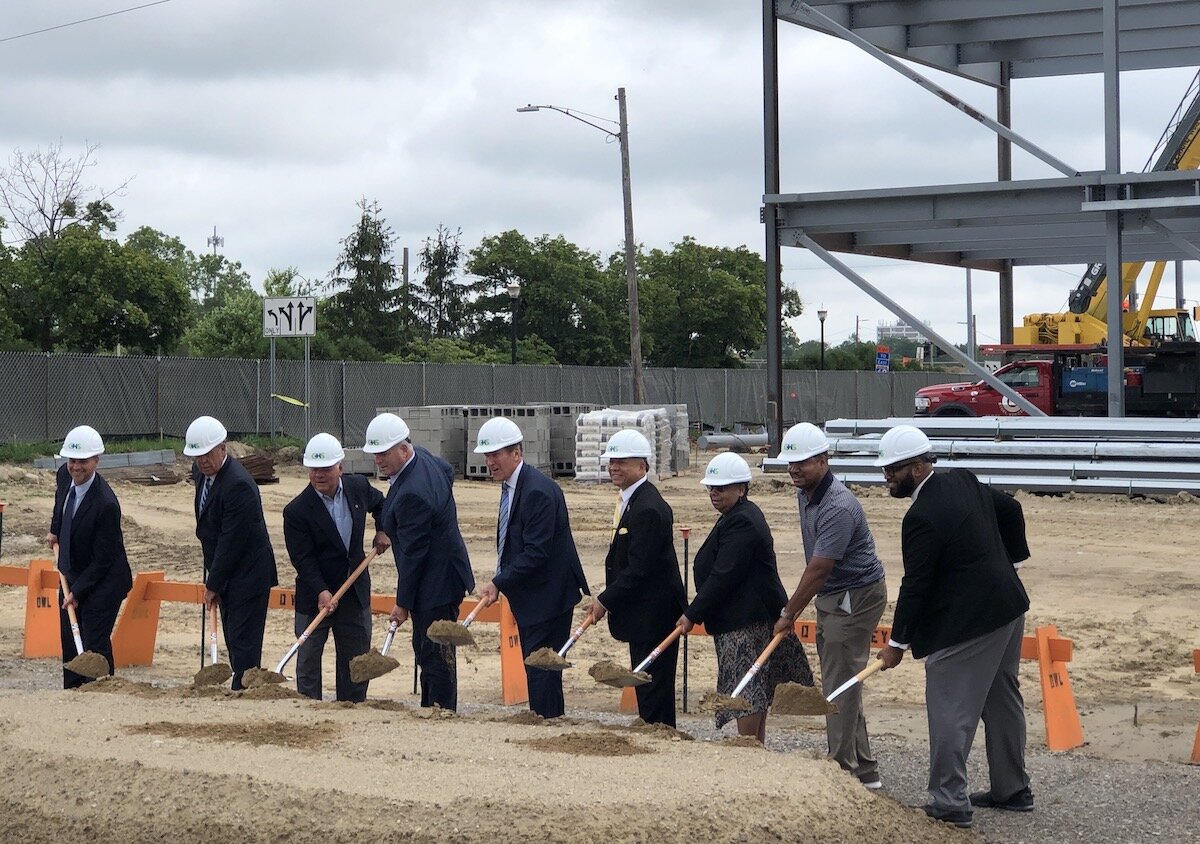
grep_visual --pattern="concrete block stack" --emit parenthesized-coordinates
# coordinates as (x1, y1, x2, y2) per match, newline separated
(377, 405, 467, 476)
(574, 408, 670, 483)
(611, 403, 691, 473)
(465, 405, 552, 479)
(531, 402, 596, 476)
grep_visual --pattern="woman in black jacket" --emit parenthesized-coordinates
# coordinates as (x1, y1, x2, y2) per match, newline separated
(679, 453, 812, 742)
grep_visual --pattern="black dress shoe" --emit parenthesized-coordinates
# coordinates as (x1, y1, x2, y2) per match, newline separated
(921, 804, 974, 829)
(970, 787, 1035, 812)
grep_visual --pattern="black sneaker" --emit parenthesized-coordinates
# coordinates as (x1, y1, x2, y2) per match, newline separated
(970, 787, 1035, 812)
(921, 804, 974, 829)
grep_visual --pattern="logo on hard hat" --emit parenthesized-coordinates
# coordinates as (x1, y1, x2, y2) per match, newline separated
(311, 452, 325, 459)
(367, 438, 380, 445)
(187, 442, 200, 450)
(707, 466, 721, 475)
(480, 438, 490, 445)
(68, 442, 80, 450)
(783, 443, 797, 451)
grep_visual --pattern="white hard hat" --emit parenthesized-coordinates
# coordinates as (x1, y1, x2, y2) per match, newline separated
(58, 425, 104, 459)
(778, 422, 829, 462)
(701, 452, 753, 486)
(183, 416, 228, 457)
(304, 432, 345, 468)
(362, 413, 410, 454)
(874, 425, 933, 467)
(473, 417, 523, 454)
(602, 429, 653, 461)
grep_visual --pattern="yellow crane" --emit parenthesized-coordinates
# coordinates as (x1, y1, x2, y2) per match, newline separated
(1015, 70, 1200, 347)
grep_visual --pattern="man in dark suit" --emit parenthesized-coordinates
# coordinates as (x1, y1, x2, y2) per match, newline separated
(185, 415, 278, 691)
(474, 416, 589, 719)
(45, 425, 133, 689)
(590, 429, 685, 727)
(363, 412, 474, 710)
(876, 425, 1033, 830)
(283, 433, 389, 702)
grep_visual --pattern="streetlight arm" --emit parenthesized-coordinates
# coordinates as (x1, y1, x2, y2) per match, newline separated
(516, 104, 619, 140)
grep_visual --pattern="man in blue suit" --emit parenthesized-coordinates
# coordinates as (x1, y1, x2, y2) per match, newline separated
(185, 415, 278, 692)
(475, 417, 589, 719)
(46, 425, 133, 689)
(283, 433, 389, 702)
(364, 413, 475, 710)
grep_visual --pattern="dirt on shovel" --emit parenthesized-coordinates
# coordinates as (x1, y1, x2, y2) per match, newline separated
(525, 647, 571, 670)
(699, 691, 751, 713)
(588, 660, 650, 688)
(426, 620, 474, 647)
(64, 651, 110, 678)
(193, 663, 233, 687)
(241, 668, 287, 689)
(349, 649, 400, 683)
(771, 682, 836, 716)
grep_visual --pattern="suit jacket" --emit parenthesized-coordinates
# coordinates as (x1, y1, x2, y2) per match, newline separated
(686, 497, 788, 636)
(193, 457, 278, 599)
(494, 462, 589, 627)
(382, 446, 474, 611)
(283, 473, 385, 616)
(596, 481, 686, 643)
(891, 469, 1031, 659)
(50, 465, 132, 607)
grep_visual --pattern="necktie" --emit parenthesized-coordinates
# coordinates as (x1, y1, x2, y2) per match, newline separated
(199, 477, 212, 513)
(58, 487, 77, 574)
(496, 482, 511, 572)
(611, 496, 623, 540)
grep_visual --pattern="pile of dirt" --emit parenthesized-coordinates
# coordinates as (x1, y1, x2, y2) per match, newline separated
(77, 676, 169, 699)
(426, 619, 474, 646)
(771, 681, 834, 716)
(514, 731, 653, 757)
(125, 719, 339, 749)
(349, 649, 399, 682)
(64, 651, 109, 678)
(524, 648, 570, 669)
(241, 668, 287, 689)
(238, 684, 303, 700)
(193, 663, 232, 687)
(699, 691, 749, 713)
(588, 659, 650, 688)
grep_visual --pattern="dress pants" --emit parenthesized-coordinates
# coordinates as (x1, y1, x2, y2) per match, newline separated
(815, 577, 887, 781)
(628, 637, 679, 728)
(295, 602, 372, 702)
(59, 588, 121, 689)
(517, 608, 573, 718)
(924, 614, 1030, 813)
(221, 586, 271, 691)
(411, 602, 461, 710)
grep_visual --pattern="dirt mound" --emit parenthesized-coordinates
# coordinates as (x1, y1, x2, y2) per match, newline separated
(241, 668, 287, 689)
(77, 676, 168, 699)
(772, 681, 833, 716)
(699, 691, 749, 713)
(514, 731, 653, 757)
(238, 684, 303, 700)
(524, 647, 570, 669)
(427, 619, 475, 646)
(349, 649, 399, 682)
(407, 705, 455, 720)
(193, 663, 232, 687)
(125, 719, 338, 749)
(64, 651, 109, 678)
(588, 659, 649, 687)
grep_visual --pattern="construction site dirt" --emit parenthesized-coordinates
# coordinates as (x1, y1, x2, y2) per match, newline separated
(0, 457, 1196, 843)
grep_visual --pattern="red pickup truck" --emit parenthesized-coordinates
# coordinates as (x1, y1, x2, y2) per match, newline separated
(914, 347, 1200, 417)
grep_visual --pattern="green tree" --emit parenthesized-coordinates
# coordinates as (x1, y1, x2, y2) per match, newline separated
(323, 198, 410, 357)
(466, 230, 624, 366)
(415, 224, 475, 340)
(637, 236, 801, 368)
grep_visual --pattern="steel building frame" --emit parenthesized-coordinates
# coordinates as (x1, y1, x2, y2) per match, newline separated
(762, 0, 1200, 449)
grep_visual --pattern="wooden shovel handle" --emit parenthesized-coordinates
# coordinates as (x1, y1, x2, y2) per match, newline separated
(56, 570, 79, 627)
(298, 549, 379, 641)
(210, 602, 220, 635)
(753, 630, 788, 669)
(652, 625, 685, 654)
(854, 657, 886, 684)
(463, 593, 495, 626)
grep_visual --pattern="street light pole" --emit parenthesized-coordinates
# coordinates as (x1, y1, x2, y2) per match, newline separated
(817, 307, 828, 370)
(507, 280, 521, 365)
(517, 90, 645, 402)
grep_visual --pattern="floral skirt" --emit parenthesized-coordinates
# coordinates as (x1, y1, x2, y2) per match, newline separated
(713, 622, 813, 729)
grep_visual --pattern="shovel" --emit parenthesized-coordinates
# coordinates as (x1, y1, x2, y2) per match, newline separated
(193, 605, 233, 686)
(57, 570, 109, 679)
(427, 595, 493, 647)
(706, 630, 788, 712)
(825, 657, 885, 704)
(348, 618, 403, 684)
(591, 625, 684, 688)
(524, 611, 596, 670)
(276, 549, 379, 675)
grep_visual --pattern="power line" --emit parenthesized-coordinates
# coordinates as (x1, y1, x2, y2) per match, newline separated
(0, 1, 173, 45)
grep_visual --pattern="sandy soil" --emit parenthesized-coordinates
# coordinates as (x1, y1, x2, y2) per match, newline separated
(0, 455, 1197, 842)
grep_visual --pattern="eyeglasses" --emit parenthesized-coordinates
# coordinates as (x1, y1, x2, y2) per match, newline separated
(882, 459, 921, 478)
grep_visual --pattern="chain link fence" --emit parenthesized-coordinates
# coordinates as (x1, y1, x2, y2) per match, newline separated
(0, 351, 962, 445)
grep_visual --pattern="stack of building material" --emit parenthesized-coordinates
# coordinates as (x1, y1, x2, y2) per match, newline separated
(464, 405, 552, 479)
(760, 416, 1200, 496)
(611, 403, 690, 473)
(574, 408, 670, 483)
(378, 405, 467, 476)
(237, 453, 278, 484)
(531, 403, 596, 476)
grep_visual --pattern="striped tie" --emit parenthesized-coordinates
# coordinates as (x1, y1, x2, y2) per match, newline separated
(496, 482, 511, 572)
(199, 477, 212, 513)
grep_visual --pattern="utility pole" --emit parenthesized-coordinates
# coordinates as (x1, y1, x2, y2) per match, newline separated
(617, 88, 645, 403)
(855, 316, 860, 343)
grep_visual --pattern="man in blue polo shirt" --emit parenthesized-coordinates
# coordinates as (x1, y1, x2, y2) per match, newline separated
(774, 422, 888, 789)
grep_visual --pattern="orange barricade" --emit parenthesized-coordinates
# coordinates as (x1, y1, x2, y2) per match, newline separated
(1191, 649, 1200, 764)
(618, 619, 1082, 750)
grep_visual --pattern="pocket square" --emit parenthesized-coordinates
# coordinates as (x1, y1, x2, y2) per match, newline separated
(617, 527, 629, 535)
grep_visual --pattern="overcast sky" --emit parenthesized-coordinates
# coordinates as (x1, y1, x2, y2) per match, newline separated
(1, 1, 1196, 351)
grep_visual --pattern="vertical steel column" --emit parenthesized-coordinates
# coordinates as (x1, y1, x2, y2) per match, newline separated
(997, 62, 1015, 345)
(1103, 0, 1125, 417)
(1177, 261, 1185, 310)
(763, 0, 784, 453)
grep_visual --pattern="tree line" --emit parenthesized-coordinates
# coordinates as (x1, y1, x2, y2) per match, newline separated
(0, 144, 829, 369)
